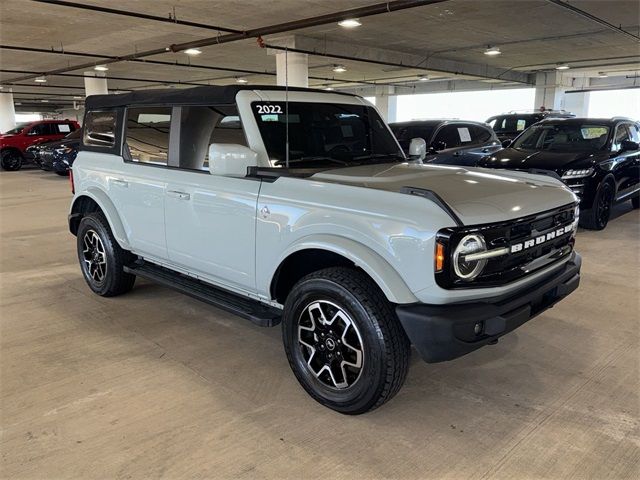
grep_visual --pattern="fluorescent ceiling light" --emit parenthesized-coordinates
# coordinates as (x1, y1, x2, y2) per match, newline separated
(597, 72, 608, 78)
(338, 18, 361, 28)
(41, 99, 49, 103)
(418, 74, 429, 81)
(34, 76, 47, 83)
(332, 64, 347, 73)
(184, 48, 202, 55)
(556, 63, 570, 70)
(324, 87, 335, 91)
(94, 65, 109, 71)
(236, 78, 248, 84)
(484, 46, 501, 56)
(73, 96, 83, 99)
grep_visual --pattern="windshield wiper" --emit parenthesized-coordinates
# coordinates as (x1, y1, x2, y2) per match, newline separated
(274, 156, 349, 167)
(353, 153, 406, 162)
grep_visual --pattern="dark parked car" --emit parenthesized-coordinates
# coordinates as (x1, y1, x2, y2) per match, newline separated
(0, 119, 80, 170)
(486, 110, 575, 143)
(389, 120, 501, 166)
(37, 130, 81, 175)
(478, 117, 640, 230)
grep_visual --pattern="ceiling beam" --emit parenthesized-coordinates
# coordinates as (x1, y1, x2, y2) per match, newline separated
(4, 0, 448, 83)
(546, 0, 640, 43)
(29, 0, 242, 33)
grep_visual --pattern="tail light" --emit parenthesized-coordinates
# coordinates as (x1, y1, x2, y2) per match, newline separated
(69, 168, 75, 194)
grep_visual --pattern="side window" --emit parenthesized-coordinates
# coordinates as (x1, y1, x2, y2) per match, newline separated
(27, 124, 48, 136)
(125, 107, 171, 165)
(471, 125, 493, 143)
(433, 126, 462, 150)
(628, 123, 640, 143)
(56, 123, 73, 134)
(612, 124, 631, 152)
(83, 110, 116, 148)
(178, 106, 247, 171)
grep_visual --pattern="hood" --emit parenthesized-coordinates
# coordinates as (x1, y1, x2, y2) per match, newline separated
(481, 148, 603, 172)
(41, 138, 80, 150)
(311, 162, 577, 225)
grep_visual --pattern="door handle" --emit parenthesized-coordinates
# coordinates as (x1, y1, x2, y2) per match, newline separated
(167, 190, 191, 200)
(110, 178, 128, 188)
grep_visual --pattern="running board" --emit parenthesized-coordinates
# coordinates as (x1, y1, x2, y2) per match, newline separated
(123, 262, 281, 327)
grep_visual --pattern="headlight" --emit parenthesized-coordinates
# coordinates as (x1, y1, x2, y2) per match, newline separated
(573, 205, 580, 232)
(562, 168, 593, 179)
(452, 234, 487, 281)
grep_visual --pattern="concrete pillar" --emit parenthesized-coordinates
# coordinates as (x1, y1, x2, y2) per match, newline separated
(275, 51, 308, 88)
(84, 72, 108, 96)
(0, 89, 16, 133)
(564, 91, 590, 117)
(534, 71, 566, 111)
(374, 86, 397, 123)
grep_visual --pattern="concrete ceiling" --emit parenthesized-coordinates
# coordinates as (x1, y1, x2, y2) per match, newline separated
(1, 0, 638, 111)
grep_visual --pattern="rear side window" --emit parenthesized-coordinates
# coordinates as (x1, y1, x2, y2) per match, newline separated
(56, 123, 74, 134)
(83, 111, 116, 147)
(125, 107, 171, 165)
(433, 126, 462, 149)
(471, 125, 493, 143)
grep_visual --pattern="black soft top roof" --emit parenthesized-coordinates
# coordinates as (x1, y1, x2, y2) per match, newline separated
(85, 84, 356, 109)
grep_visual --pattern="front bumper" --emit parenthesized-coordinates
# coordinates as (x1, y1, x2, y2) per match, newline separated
(396, 252, 581, 363)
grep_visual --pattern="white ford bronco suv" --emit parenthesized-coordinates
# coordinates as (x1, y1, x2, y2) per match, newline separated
(69, 85, 581, 414)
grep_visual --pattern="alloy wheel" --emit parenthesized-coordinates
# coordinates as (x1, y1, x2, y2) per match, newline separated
(597, 183, 613, 228)
(82, 229, 107, 283)
(297, 300, 364, 390)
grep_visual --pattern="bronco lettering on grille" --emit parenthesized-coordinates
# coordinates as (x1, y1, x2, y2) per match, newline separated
(510, 224, 574, 253)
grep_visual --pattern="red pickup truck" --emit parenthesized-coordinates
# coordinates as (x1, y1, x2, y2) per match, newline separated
(1, 119, 80, 171)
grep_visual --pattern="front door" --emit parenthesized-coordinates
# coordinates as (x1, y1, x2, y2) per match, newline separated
(163, 170, 260, 292)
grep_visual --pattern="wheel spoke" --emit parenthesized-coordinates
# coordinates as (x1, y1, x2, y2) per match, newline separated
(297, 300, 364, 390)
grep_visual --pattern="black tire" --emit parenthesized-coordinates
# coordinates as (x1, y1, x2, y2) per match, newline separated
(580, 180, 614, 230)
(76, 212, 136, 297)
(632, 196, 639, 209)
(1, 150, 23, 171)
(282, 267, 410, 414)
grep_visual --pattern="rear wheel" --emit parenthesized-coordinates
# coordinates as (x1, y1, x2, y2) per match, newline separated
(282, 267, 410, 414)
(1, 150, 23, 171)
(580, 180, 614, 230)
(76, 212, 136, 296)
(632, 196, 639, 209)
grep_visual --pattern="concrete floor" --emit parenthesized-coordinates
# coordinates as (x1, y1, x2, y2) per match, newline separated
(1, 169, 639, 479)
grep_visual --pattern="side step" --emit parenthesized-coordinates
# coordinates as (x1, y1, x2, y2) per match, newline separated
(124, 262, 282, 327)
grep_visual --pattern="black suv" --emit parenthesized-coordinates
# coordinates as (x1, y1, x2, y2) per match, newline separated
(389, 120, 501, 166)
(478, 117, 640, 230)
(486, 110, 575, 143)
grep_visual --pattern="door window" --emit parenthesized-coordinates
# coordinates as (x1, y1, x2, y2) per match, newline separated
(626, 123, 640, 143)
(56, 123, 74, 134)
(125, 107, 171, 165)
(27, 124, 49, 136)
(83, 111, 117, 147)
(432, 125, 462, 150)
(471, 125, 493, 143)
(612, 124, 631, 152)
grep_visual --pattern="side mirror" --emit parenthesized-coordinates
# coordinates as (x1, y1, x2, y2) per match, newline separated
(501, 139, 512, 148)
(208, 143, 258, 176)
(620, 140, 639, 152)
(408, 137, 427, 161)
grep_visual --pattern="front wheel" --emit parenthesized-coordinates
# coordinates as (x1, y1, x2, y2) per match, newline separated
(1, 150, 23, 171)
(282, 267, 410, 414)
(580, 180, 614, 230)
(76, 212, 136, 296)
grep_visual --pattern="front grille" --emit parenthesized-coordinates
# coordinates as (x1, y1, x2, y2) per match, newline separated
(436, 203, 577, 289)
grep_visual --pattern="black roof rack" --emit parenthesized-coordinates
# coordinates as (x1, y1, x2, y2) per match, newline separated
(85, 84, 356, 109)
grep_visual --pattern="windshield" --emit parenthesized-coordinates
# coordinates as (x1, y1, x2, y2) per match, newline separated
(3, 123, 29, 135)
(252, 102, 403, 167)
(488, 115, 541, 134)
(512, 123, 610, 152)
